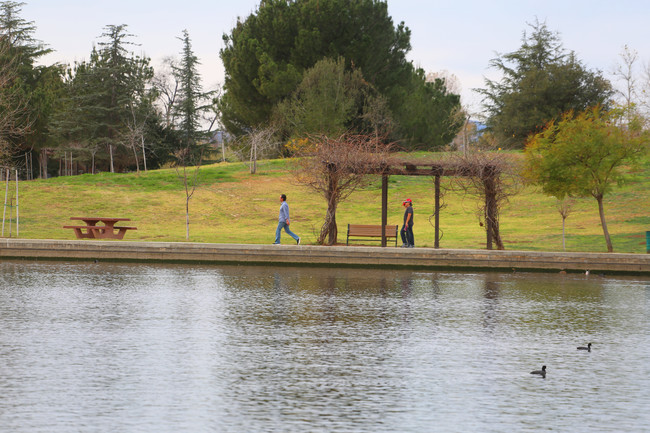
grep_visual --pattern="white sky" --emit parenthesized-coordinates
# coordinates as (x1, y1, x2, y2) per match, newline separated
(22, 0, 650, 115)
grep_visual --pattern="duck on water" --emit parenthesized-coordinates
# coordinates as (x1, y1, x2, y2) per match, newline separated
(577, 343, 592, 352)
(530, 365, 546, 377)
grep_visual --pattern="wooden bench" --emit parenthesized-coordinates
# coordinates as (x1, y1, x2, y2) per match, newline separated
(63, 217, 137, 240)
(346, 224, 398, 247)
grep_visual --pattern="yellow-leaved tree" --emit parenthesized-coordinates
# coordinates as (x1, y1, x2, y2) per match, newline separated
(525, 106, 648, 252)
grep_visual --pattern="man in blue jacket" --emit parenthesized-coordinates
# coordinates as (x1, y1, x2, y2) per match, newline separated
(274, 194, 301, 245)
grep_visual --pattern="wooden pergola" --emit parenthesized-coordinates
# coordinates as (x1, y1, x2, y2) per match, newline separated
(369, 160, 498, 248)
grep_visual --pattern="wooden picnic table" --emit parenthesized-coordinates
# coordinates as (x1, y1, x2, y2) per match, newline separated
(63, 217, 137, 240)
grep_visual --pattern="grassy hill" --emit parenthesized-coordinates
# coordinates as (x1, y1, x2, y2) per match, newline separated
(6, 152, 649, 253)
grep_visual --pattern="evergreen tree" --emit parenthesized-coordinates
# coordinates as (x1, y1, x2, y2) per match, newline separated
(0, 36, 29, 167)
(220, 2, 408, 128)
(389, 66, 463, 149)
(52, 25, 156, 173)
(274, 57, 392, 140)
(0, 1, 63, 177)
(478, 20, 614, 148)
(172, 29, 211, 163)
(221, 0, 460, 149)
(171, 30, 214, 241)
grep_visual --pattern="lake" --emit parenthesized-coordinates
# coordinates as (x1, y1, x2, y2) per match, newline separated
(0, 261, 648, 432)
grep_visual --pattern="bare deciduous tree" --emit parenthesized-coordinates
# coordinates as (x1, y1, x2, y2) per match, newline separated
(233, 127, 279, 174)
(174, 147, 203, 241)
(612, 45, 641, 127)
(449, 150, 523, 250)
(556, 197, 575, 251)
(153, 56, 179, 128)
(120, 102, 149, 173)
(612, 45, 638, 109)
(293, 134, 394, 245)
(641, 61, 650, 125)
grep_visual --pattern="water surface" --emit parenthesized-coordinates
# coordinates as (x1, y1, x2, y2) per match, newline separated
(1, 261, 649, 432)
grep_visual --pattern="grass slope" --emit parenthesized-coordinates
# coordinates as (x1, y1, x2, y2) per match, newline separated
(6, 153, 650, 253)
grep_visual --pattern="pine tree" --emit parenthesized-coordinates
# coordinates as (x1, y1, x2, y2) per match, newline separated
(0, 1, 62, 177)
(172, 29, 212, 163)
(171, 30, 214, 240)
(52, 25, 155, 173)
(478, 20, 613, 148)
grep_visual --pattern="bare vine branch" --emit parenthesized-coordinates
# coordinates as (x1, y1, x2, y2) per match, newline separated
(293, 134, 394, 245)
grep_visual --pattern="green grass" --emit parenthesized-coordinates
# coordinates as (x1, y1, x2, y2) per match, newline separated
(5, 152, 650, 253)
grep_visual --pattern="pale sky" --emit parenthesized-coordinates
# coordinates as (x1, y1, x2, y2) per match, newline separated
(22, 0, 650, 115)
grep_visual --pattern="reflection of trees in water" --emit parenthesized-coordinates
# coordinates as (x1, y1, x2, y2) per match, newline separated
(481, 276, 501, 332)
(224, 266, 625, 337)
(475, 272, 623, 334)
(262, 267, 424, 329)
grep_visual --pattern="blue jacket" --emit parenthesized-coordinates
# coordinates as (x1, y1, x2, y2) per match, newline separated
(279, 201, 290, 223)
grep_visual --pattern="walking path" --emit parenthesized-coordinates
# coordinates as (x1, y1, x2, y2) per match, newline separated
(1, 239, 648, 275)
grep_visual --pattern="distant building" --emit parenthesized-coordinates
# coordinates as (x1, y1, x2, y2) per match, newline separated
(209, 130, 233, 150)
(452, 119, 485, 152)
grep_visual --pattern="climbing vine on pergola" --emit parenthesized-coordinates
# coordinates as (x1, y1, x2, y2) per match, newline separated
(293, 134, 521, 249)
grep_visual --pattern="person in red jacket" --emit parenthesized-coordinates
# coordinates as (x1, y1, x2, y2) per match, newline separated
(401, 198, 414, 248)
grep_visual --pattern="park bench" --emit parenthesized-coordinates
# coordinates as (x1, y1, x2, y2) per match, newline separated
(346, 224, 398, 247)
(63, 217, 137, 240)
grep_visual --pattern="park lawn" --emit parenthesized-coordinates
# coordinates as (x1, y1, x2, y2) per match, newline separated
(8, 152, 650, 253)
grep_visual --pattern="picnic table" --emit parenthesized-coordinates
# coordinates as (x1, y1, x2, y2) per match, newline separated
(63, 217, 137, 240)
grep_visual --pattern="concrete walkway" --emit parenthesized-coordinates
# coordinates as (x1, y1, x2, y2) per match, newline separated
(1, 238, 649, 275)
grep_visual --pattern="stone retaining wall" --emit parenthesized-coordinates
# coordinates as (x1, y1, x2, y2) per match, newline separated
(1, 239, 649, 275)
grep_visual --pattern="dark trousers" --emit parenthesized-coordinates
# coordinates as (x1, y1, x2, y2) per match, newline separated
(401, 225, 414, 246)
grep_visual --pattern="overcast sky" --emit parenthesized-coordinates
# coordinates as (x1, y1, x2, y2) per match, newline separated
(22, 0, 650, 114)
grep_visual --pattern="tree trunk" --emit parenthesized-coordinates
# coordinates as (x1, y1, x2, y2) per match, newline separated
(485, 208, 492, 250)
(484, 174, 504, 250)
(185, 196, 190, 241)
(491, 215, 504, 250)
(596, 195, 613, 252)
(131, 142, 140, 173)
(250, 141, 257, 174)
(182, 166, 190, 241)
(327, 203, 338, 245)
(39, 149, 48, 179)
(141, 136, 147, 172)
(320, 164, 339, 245)
(109, 145, 115, 173)
(320, 200, 338, 245)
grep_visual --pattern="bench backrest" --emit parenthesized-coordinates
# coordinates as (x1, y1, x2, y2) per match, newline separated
(348, 224, 397, 237)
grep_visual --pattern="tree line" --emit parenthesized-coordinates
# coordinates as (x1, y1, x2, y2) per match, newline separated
(0, 1, 216, 178)
(0, 0, 465, 178)
(0, 1, 648, 187)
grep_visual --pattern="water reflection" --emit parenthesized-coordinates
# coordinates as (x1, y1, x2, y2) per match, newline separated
(0, 261, 648, 432)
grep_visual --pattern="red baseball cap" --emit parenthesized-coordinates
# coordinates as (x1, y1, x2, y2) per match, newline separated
(402, 198, 412, 205)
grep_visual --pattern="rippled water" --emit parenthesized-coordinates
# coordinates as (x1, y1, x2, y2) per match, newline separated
(0, 261, 649, 432)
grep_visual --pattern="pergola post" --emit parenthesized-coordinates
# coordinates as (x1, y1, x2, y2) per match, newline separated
(484, 171, 495, 250)
(381, 174, 388, 247)
(434, 174, 440, 248)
